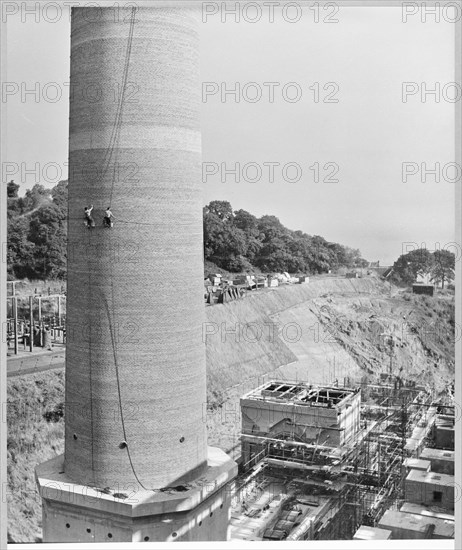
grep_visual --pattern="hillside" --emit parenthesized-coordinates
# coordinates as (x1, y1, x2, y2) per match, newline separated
(7, 277, 455, 542)
(7, 371, 65, 543)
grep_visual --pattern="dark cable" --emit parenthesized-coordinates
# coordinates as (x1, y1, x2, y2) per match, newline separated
(101, 290, 153, 491)
(100, 7, 136, 182)
(108, 7, 136, 207)
(87, 230, 96, 481)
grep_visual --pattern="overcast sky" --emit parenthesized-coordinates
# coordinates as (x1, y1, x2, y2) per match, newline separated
(4, 3, 457, 265)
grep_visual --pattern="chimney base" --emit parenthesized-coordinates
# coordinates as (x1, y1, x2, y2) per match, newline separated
(36, 447, 237, 542)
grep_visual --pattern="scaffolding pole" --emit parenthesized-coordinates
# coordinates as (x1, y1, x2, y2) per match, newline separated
(29, 295, 33, 352)
(12, 296, 18, 355)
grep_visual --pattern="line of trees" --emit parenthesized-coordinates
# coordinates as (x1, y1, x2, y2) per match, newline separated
(204, 200, 368, 273)
(7, 186, 368, 281)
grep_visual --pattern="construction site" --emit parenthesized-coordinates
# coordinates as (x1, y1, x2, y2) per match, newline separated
(229, 379, 455, 541)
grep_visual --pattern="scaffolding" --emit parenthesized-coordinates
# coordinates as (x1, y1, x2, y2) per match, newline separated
(237, 376, 440, 540)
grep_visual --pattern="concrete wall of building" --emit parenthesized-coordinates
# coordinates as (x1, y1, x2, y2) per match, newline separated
(240, 391, 360, 448)
(353, 526, 392, 540)
(378, 511, 429, 539)
(41, 485, 232, 543)
(241, 400, 340, 445)
(336, 394, 361, 444)
(405, 475, 454, 511)
(434, 426, 454, 450)
(240, 441, 263, 472)
(430, 458, 454, 476)
(404, 458, 431, 473)
(419, 449, 454, 475)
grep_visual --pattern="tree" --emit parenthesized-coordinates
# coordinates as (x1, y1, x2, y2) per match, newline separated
(390, 248, 455, 288)
(7, 181, 67, 280)
(308, 235, 332, 273)
(431, 250, 455, 288)
(7, 180, 19, 198)
(7, 181, 27, 219)
(51, 180, 68, 212)
(391, 248, 433, 286)
(286, 232, 311, 273)
(28, 203, 67, 279)
(233, 209, 262, 263)
(344, 247, 366, 268)
(204, 200, 233, 222)
(7, 217, 35, 279)
(203, 204, 248, 271)
(256, 216, 292, 271)
(203, 209, 226, 259)
(22, 184, 52, 212)
(326, 242, 348, 270)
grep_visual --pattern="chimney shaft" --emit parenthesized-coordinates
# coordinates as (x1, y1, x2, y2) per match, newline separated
(64, 7, 207, 489)
(36, 10, 237, 542)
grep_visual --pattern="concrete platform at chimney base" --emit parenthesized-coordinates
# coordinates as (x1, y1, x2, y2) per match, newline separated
(36, 446, 238, 542)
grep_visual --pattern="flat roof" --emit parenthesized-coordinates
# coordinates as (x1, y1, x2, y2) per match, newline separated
(379, 510, 427, 533)
(379, 510, 454, 538)
(400, 502, 454, 522)
(420, 448, 454, 461)
(404, 458, 431, 470)
(353, 526, 392, 540)
(406, 469, 454, 486)
(242, 381, 359, 408)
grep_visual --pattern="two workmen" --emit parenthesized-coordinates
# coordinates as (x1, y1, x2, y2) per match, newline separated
(84, 205, 115, 229)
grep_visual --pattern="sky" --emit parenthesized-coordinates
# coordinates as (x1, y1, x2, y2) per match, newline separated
(3, 3, 457, 265)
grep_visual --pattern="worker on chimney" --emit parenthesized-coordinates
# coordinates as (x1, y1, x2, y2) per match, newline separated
(103, 206, 114, 228)
(84, 204, 95, 228)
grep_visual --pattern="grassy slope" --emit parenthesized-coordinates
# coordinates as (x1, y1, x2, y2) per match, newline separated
(7, 370, 65, 543)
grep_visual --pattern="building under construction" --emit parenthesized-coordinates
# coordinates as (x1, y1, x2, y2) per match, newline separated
(229, 379, 455, 541)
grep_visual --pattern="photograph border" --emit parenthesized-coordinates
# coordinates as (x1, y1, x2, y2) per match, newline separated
(0, 1, 460, 548)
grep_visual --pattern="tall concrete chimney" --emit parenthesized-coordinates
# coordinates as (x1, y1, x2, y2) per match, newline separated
(36, 7, 237, 543)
